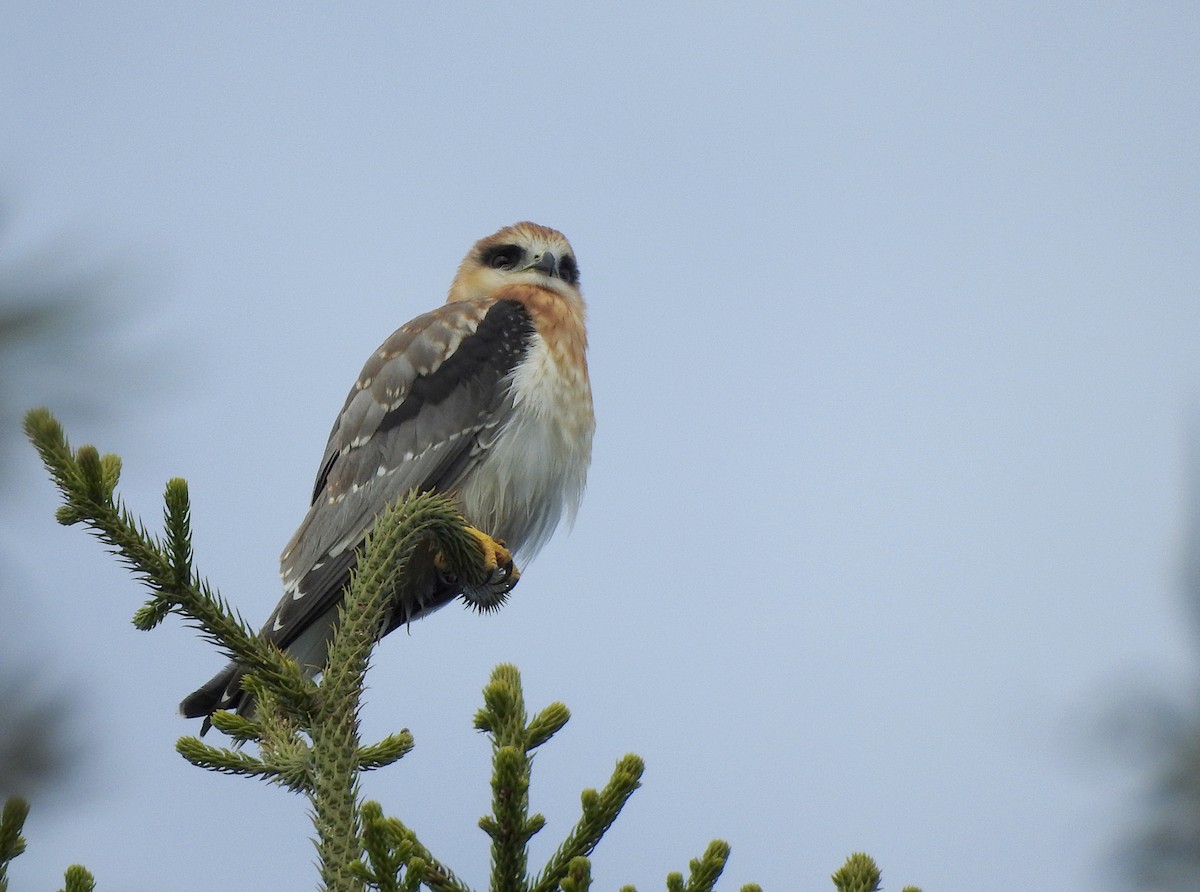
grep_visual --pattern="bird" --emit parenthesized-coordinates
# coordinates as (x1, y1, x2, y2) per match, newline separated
(180, 221, 594, 733)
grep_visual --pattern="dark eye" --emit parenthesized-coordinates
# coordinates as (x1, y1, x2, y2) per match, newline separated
(559, 255, 579, 285)
(485, 245, 524, 270)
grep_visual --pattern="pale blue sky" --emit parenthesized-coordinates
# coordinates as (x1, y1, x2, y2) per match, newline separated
(3, 3, 1199, 890)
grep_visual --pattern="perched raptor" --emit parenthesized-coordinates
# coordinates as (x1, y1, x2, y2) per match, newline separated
(180, 222, 594, 731)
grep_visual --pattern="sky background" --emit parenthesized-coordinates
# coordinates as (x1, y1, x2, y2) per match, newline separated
(3, 3, 1199, 890)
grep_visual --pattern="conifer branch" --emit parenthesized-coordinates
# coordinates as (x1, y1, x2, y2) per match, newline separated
(356, 802, 407, 892)
(59, 864, 96, 892)
(528, 754, 644, 892)
(0, 797, 29, 892)
(831, 853, 881, 892)
(558, 856, 591, 892)
(417, 852, 475, 892)
(23, 408, 308, 705)
(355, 802, 450, 892)
(176, 737, 315, 792)
(23, 409, 511, 892)
(1, 798, 96, 892)
(308, 490, 498, 891)
(525, 702, 570, 751)
(474, 665, 538, 892)
(667, 841, 729, 892)
(205, 706, 266, 743)
(356, 733, 416, 772)
(365, 812, 473, 892)
(830, 853, 921, 892)
(23, 408, 921, 892)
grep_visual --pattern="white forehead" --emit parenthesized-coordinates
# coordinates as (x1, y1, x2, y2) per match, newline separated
(484, 222, 574, 258)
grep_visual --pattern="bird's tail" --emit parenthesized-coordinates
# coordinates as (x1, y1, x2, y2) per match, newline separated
(179, 661, 248, 736)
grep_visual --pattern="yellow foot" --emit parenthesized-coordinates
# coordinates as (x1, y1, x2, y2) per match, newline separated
(435, 525, 520, 610)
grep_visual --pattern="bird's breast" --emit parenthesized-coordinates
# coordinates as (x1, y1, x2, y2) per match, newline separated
(458, 315, 594, 561)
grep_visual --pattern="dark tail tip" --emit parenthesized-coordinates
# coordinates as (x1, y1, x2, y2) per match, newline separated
(179, 662, 245, 736)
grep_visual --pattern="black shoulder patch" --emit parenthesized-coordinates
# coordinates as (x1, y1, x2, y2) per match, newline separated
(311, 451, 339, 505)
(376, 299, 535, 434)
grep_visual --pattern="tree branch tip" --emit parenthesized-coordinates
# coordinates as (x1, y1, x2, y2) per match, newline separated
(360, 800, 384, 820)
(490, 663, 522, 685)
(527, 702, 571, 749)
(1, 796, 31, 862)
(831, 852, 882, 892)
(2, 795, 30, 822)
(54, 504, 83, 525)
(472, 708, 494, 733)
(175, 735, 247, 765)
(132, 599, 171, 631)
(207, 709, 263, 741)
(618, 753, 645, 773)
(22, 405, 60, 439)
(62, 863, 97, 892)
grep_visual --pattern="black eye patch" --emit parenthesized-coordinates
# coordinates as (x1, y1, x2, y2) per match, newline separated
(558, 255, 579, 285)
(484, 244, 525, 270)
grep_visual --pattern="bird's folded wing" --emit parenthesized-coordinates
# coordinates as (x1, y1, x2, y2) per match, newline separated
(265, 295, 535, 648)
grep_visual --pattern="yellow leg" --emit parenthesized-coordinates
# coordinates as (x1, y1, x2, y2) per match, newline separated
(434, 524, 520, 597)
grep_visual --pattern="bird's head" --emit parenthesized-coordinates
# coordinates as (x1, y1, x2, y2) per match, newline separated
(448, 222, 581, 304)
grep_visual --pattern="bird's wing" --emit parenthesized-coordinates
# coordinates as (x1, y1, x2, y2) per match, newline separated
(264, 295, 535, 650)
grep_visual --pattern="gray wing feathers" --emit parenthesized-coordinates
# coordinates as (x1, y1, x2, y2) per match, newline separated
(267, 297, 533, 649)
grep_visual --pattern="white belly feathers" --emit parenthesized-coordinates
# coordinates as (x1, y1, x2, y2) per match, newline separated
(458, 330, 594, 561)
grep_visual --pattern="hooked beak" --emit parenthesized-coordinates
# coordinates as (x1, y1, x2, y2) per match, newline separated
(529, 251, 558, 277)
